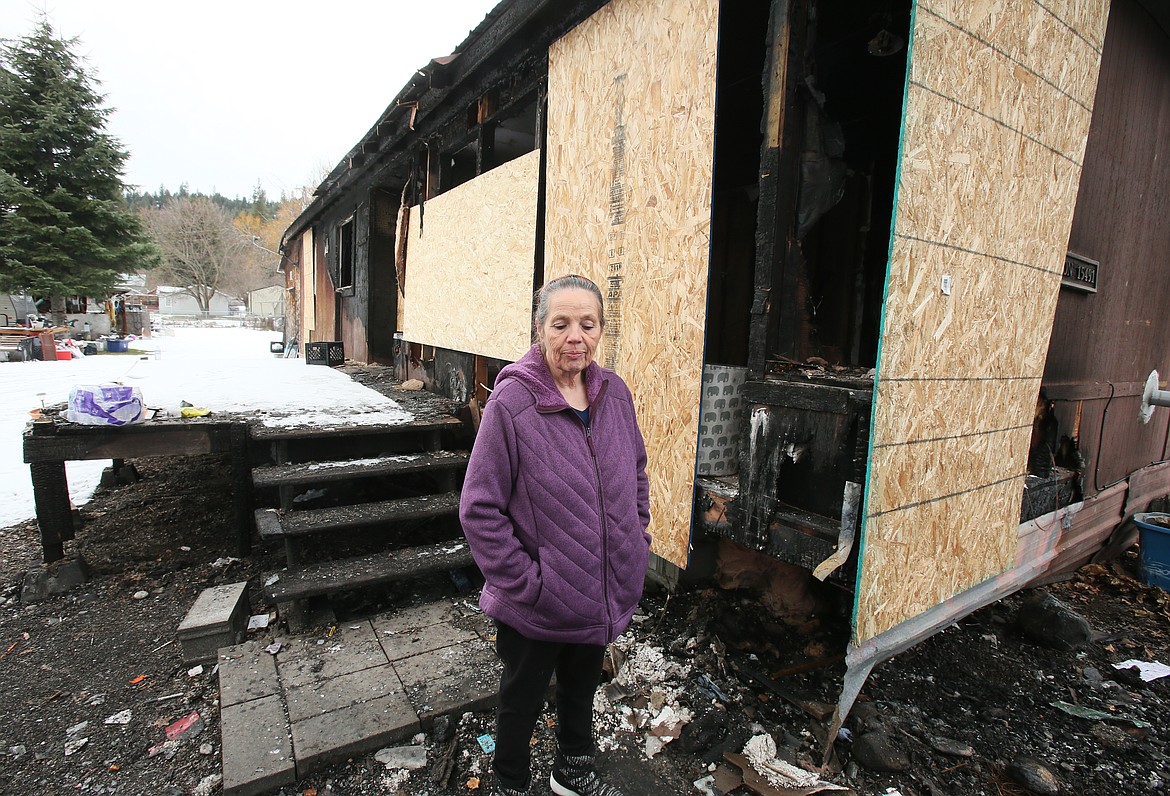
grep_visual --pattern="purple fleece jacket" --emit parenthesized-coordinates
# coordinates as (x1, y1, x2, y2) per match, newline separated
(459, 344, 651, 645)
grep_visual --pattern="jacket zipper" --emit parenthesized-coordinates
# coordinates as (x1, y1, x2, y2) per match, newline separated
(583, 421, 613, 641)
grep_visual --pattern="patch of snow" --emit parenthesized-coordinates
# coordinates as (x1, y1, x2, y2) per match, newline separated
(0, 327, 413, 528)
(307, 454, 420, 470)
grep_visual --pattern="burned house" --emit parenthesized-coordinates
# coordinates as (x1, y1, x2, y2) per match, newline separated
(281, 0, 1170, 738)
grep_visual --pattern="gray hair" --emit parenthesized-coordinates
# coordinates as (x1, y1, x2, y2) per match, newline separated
(533, 274, 605, 343)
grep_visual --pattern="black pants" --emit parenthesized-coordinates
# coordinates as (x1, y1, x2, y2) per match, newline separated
(493, 621, 605, 790)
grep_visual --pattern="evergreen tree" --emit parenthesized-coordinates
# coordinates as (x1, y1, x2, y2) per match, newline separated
(0, 21, 158, 297)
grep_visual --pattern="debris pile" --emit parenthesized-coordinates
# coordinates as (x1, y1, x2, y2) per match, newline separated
(595, 635, 695, 757)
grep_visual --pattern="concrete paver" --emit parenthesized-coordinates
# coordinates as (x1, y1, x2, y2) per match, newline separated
(218, 640, 279, 708)
(372, 600, 463, 630)
(285, 662, 403, 722)
(290, 691, 421, 773)
(393, 636, 496, 685)
(221, 694, 295, 796)
(177, 581, 249, 664)
(376, 619, 481, 661)
(218, 598, 503, 781)
(408, 667, 501, 727)
(275, 620, 387, 689)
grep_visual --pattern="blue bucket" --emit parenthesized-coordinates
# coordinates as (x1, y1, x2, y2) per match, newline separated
(1133, 512, 1170, 591)
(106, 339, 129, 353)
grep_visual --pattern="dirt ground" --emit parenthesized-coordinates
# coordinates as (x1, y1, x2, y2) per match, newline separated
(1, 440, 1169, 795)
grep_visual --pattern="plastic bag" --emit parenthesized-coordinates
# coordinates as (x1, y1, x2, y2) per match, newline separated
(66, 384, 146, 426)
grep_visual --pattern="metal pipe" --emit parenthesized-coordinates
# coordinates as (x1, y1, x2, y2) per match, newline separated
(1140, 370, 1170, 424)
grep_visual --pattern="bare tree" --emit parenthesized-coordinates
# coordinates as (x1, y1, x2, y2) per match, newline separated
(142, 197, 246, 312)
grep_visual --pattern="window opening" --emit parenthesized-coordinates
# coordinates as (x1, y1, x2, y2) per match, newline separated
(337, 218, 354, 291)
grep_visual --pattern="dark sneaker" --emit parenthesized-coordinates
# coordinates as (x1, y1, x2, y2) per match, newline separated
(488, 783, 529, 796)
(549, 754, 626, 796)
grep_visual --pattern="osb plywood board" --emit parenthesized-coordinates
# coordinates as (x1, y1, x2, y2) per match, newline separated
(923, 0, 1107, 101)
(302, 229, 315, 335)
(872, 378, 1039, 448)
(1043, 0, 1112, 48)
(545, 0, 719, 569)
(878, 237, 1061, 380)
(401, 150, 540, 362)
(856, 0, 1109, 642)
(858, 479, 1022, 641)
(897, 90, 1084, 269)
(868, 429, 1029, 515)
(912, 8, 1094, 157)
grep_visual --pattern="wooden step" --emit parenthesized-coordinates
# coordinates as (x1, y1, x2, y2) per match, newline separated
(254, 491, 461, 539)
(263, 539, 475, 603)
(250, 415, 463, 441)
(252, 450, 469, 488)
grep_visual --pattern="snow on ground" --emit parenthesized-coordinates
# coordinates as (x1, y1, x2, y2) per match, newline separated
(0, 327, 412, 528)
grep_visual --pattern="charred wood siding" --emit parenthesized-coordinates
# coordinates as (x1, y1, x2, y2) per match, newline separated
(734, 377, 870, 559)
(317, 201, 370, 363)
(1043, 0, 1170, 492)
(749, 0, 807, 374)
(368, 189, 400, 364)
(394, 340, 507, 408)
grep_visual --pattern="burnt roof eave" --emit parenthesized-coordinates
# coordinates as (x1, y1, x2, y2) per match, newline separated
(281, 0, 528, 243)
(282, 0, 591, 242)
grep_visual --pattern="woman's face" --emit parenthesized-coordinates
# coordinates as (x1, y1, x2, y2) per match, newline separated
(538, 287, 603, 383)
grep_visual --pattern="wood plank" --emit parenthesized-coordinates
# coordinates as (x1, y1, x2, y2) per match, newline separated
(23, 422, 236, 463)
(276, 491, 461, 537)
(742, 379, 871, 414)
(249, 415, 462, 441)
(252, 450, 470, 489)
(263, 539, 474, 603)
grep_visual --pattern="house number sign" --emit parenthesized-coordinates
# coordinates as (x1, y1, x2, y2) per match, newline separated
(1061, 251, 1098, 293)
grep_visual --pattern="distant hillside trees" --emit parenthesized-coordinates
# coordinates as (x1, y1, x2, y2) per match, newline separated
(0, 21, 158, 297)
(125, 181, 280, 219)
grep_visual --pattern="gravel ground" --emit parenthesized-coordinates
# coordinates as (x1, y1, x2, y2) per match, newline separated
(1, 439, 1167, 795)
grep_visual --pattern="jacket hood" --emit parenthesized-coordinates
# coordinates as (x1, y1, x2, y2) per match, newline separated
(494, 344, 606, 411)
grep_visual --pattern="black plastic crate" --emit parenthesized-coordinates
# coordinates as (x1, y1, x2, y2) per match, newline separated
(305, 341, 345, 366)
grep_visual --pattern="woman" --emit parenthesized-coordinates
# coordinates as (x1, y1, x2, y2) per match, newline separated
(459, 274, 652, 796)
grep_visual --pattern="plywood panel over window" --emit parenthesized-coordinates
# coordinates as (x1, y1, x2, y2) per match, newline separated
(545, 0, 720, 569)
(302, 228, 315, 339)
(401, 149, 540, 362)
(856, 0, 1110, 642)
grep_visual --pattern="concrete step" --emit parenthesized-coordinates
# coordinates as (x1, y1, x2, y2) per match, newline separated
(262, 539, 474, 603)
(252, 450, 469, 489)
(255, 491, 460, 539)
(250, 415, 463, 442)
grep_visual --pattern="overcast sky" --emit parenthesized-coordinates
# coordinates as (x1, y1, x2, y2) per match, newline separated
(0, 0, 501, 200)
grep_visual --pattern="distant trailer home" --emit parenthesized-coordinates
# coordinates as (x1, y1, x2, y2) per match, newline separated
(280, 0, 1170, 755)
(247, 285, 286, 318)
(157, 286, 234, 318)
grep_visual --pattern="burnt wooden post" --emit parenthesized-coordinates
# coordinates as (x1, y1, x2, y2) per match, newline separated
(230, 422, 253, 556)
(29, 460, 72, 563)
(272, 439, 300, 568)
(26, 419, 73, 563)
(749, 0, 806, 375)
